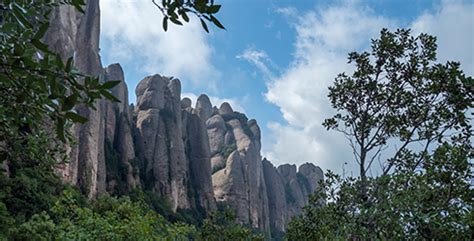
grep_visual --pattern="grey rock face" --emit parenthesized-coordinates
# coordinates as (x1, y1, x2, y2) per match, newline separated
(206, 115, 226, 154)
(218, 102, 234, 116)
(298, 163, 324, 196)
(182, 109, 217, 212)
(134, 75, 189, 211)
(181, 98, 192, 109)
(46, 0, 105, 198)
(195, 94, 213, 121)
(260, 161, 324, 238)
(133, 76, 217, 214)
(103, 64, 140, 193)
(262, 159, 288, 234)
(208, 103, 270, 234)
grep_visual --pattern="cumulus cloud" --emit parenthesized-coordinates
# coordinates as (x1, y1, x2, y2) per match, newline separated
(236, 48, 276, 80)
(411, 0, 474, 75)
(262, 2, 394, 173)
(182, 92, 246, 113)
(246, 0, 473, 174)
(100, 0, 219, 89)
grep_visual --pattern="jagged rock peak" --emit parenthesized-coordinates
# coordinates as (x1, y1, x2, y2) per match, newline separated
(168, 78, 181, 99)
(135, 74, 176, 111)
(181, 97, 192, 109)
(105, 63, 127, 109)
(277, 164, 297, 181)
(218, 102, 234, 115)
(298, 162, 324, 193)
(195, 94, 213, 121)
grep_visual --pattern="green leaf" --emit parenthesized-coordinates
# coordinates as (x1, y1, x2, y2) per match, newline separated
(100, 90, 120, 102)
(163, 16, 168, 31)
(12, 3, 33, 29)
(194, 0, 207, 12)
(100, 80, 121, 90)
(62, 94, 78, 111)
(72, 0, 86, 13)
(210, 15, 225, 30)
(65, 57, 73, 73)
(65, 111, 88, 124)
(34, 22, 50, 40)
(207, 5, 221, 14)
(180, 11, 189, 22)
(31, 39, 51, 54)
(169, 17, 183, 26)
(56, 117, 65, 142)
(200, 19, 209, 33)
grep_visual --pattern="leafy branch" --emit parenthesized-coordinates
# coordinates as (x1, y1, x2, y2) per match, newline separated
(151, 0, 225, 32)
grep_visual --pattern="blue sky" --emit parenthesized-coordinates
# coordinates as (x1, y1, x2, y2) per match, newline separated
(99, 0, 473, 175)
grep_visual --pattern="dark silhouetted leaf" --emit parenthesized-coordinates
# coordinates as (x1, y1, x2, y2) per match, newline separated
(65, 111, 88, 124)
(101, 80, 121, 90)
(210, 15, 225, 29)
(100, 90, 120, 102)
(208, 5, 221, 14)
(163, 16, 168, 31)
(200, 19, 209, 33)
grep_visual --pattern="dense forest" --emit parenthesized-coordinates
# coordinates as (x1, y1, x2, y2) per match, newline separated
(0, 0, 472, 240)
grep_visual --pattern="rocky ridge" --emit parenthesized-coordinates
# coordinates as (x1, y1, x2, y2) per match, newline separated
(45, 0, 324, 238)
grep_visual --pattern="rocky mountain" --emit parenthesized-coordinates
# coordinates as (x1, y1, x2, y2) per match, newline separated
(45, 0, 324, 238)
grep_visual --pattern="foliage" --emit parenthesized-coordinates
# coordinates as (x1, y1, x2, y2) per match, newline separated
(7, 190, 197, 240)
(200, 208, 265, 241)
(152, 0, 225, 32)
(129, 188, 175, 219)
(0, 0, 120, 145)
(210, 143, 236, 174)
(0, 0, 122, 214)
(1, 187, 264, 240)
(0, 131, 67, 222)
(130, 189, 206, 226)
(287, 29, 473, 240)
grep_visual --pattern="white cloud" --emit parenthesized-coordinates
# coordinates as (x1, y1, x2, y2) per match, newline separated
(411, 0, 474, 75)
(236, 48, 276, 80)
(275, 7, 298, 18)
(100, 0, 219, 89)
(250, 0, 473, 174)
(262, 2, 394, 173)
(182, 92, 246, 113)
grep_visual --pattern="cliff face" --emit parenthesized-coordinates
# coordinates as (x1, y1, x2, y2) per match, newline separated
(269, 162, 324, 234)
(45, 0, 106, 198)
(134, 75, 189, 211)
(133, 75, 217, 213)
(46, 0, 324, 237)
(204, 100, 270, 233)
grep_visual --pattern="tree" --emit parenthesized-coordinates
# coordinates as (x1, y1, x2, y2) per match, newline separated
(199, 208, 264, 241)
(153, 0, 225, 32)
(287, 29, 473, 240)
(7, 189, 197, 240)
(0, 0, 122, 226)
